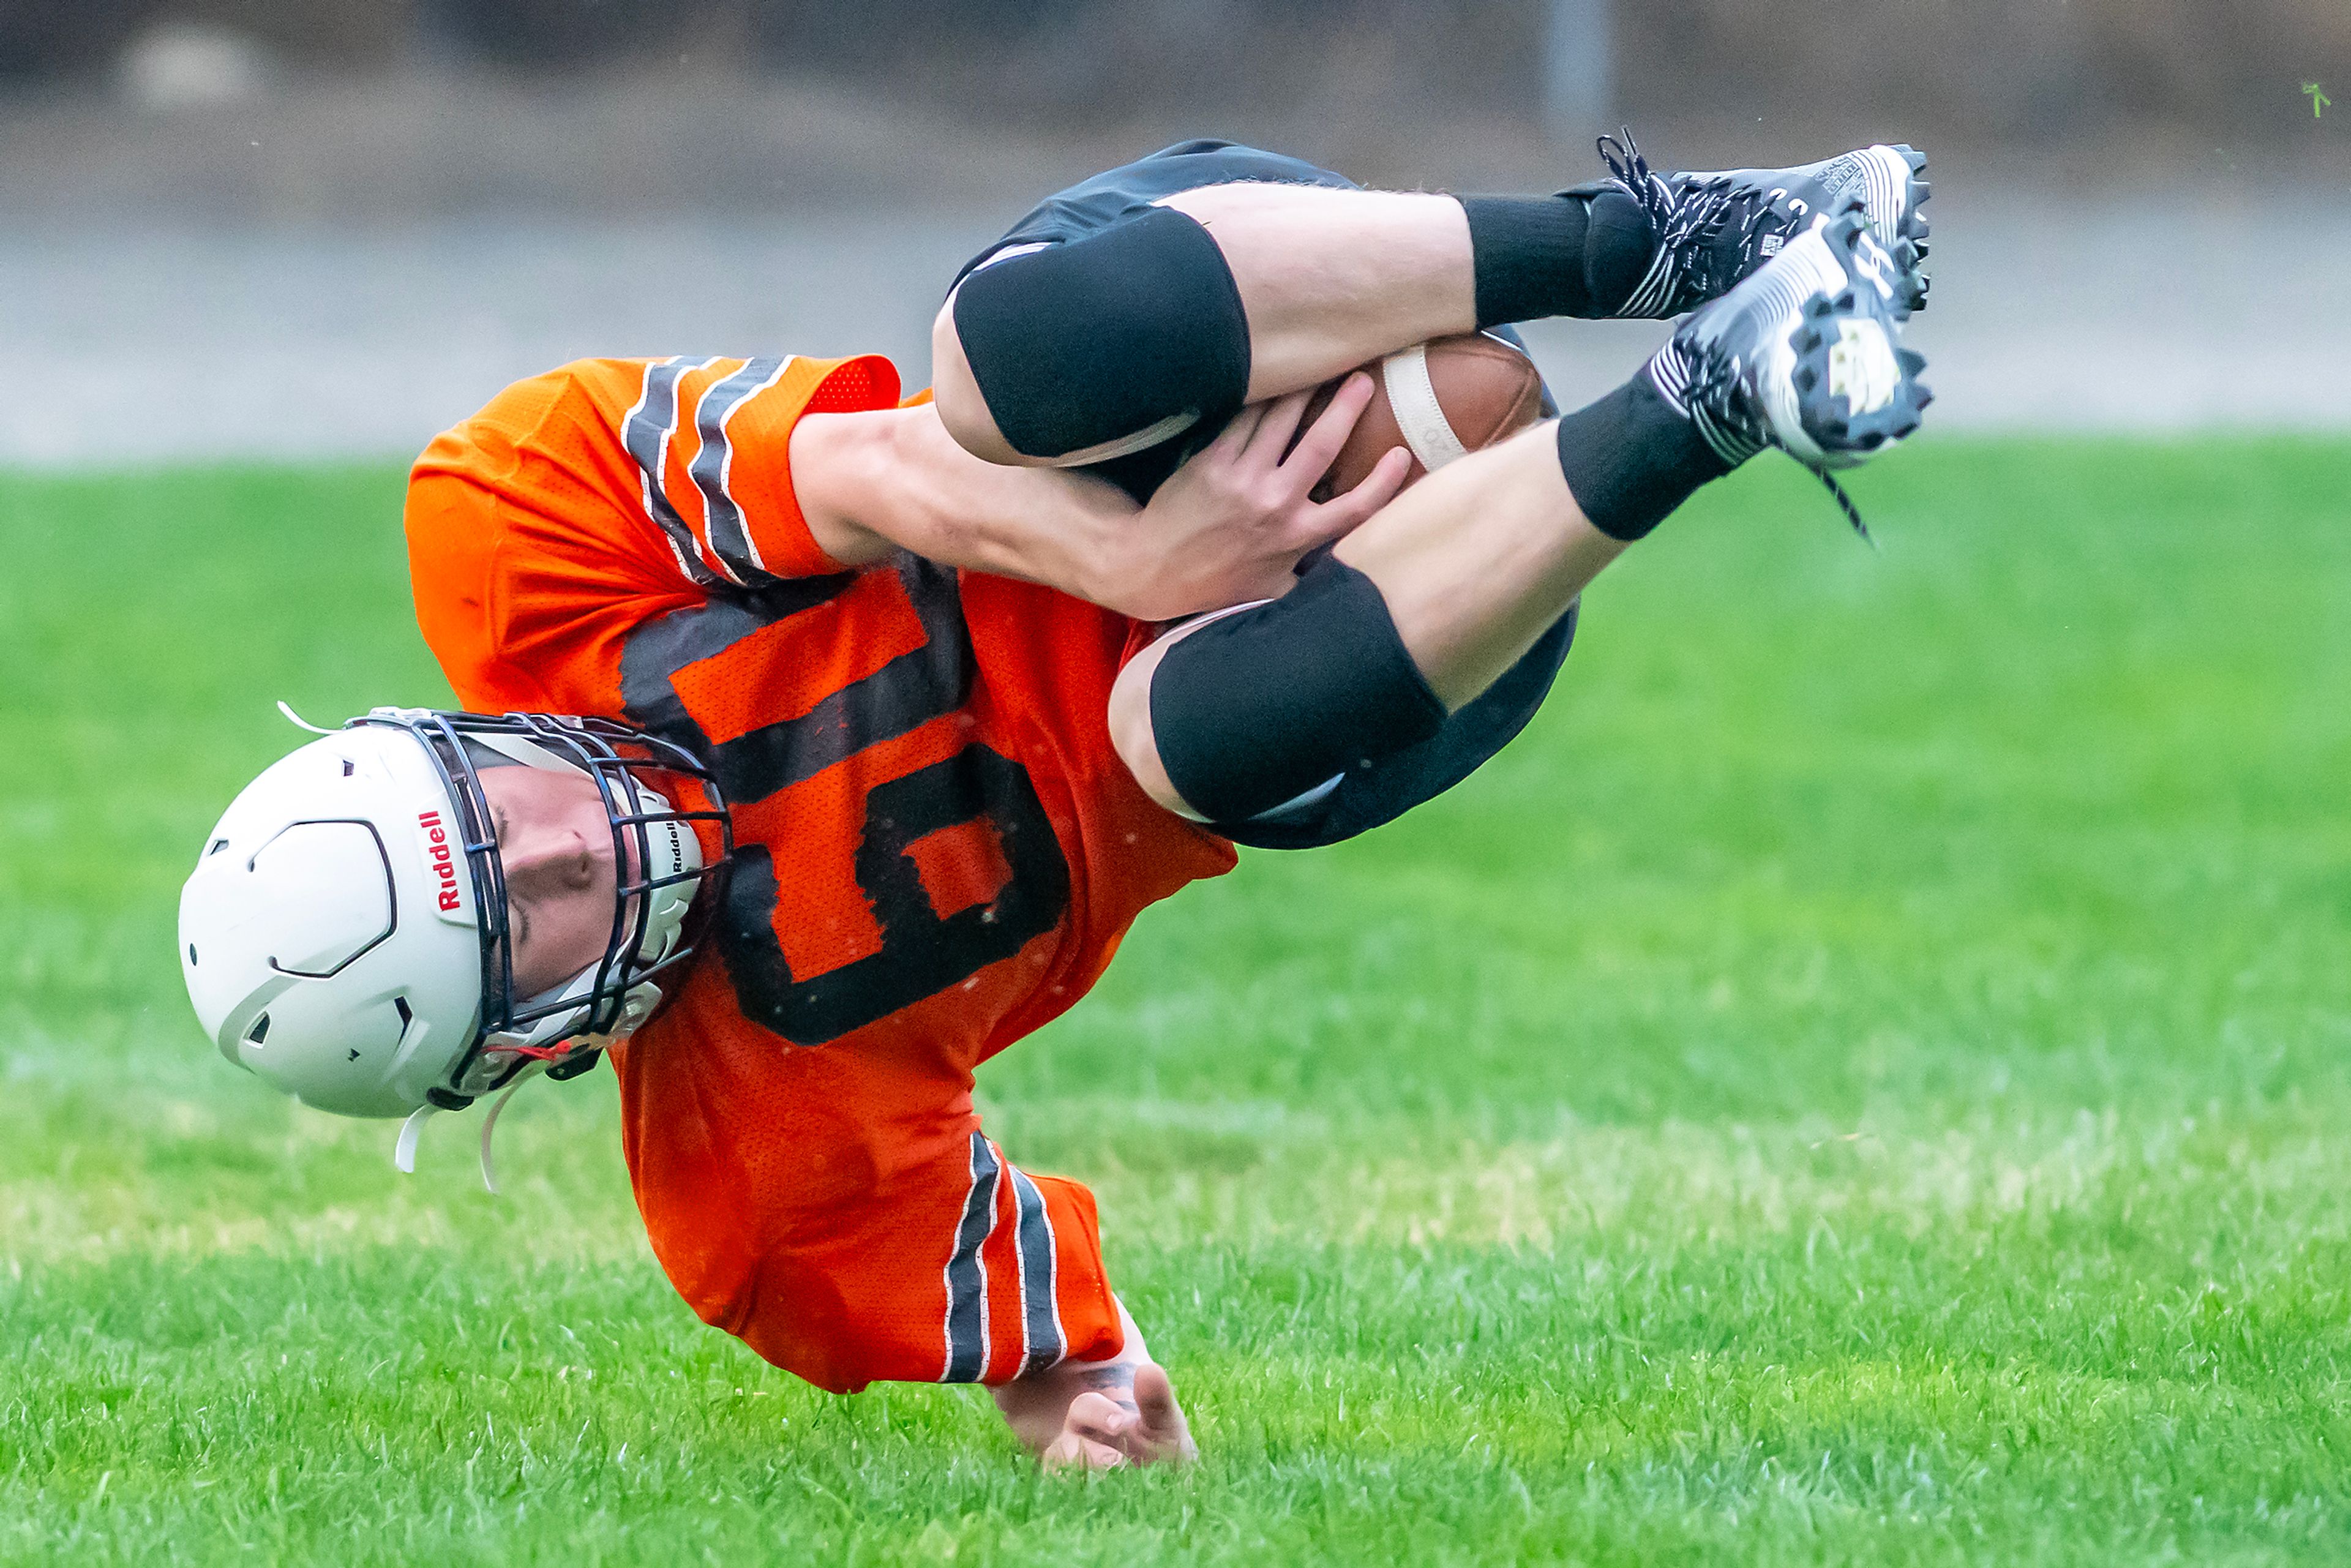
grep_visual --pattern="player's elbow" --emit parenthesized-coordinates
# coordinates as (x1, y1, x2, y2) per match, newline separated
(931, 294, 1032, 469)
(1108, 645, 1202, 821)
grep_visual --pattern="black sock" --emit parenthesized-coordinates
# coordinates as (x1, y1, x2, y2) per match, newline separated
(1553, 367, 1733, 542)
(1578, 188, 1657, 317)
(1459, 189, 1657, 326)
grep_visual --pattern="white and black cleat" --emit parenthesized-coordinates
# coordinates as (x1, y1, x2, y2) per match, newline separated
(1598, 131, 1931, 320)
(1646, 209, 1932, 541)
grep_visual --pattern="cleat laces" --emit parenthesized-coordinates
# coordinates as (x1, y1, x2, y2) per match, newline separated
(1658, 338, 1878, 545)
(1597, 130, 1786, 319)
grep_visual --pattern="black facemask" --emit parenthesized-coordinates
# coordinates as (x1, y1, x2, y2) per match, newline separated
(352, 708, 732, 1106)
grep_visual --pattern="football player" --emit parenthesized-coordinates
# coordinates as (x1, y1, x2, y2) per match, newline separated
(181, 137, 1930, 1469)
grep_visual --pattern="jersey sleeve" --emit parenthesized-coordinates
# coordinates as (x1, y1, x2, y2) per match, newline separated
(406, 354, 901, 715)
(613, 354, 903, 588)
(613, 978, 1125, 1395)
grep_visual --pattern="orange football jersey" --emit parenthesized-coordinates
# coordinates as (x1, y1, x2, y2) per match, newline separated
(406, 355, 1235, 1392)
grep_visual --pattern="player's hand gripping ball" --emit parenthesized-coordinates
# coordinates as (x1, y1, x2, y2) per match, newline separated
(1302, 331, 1546, 499)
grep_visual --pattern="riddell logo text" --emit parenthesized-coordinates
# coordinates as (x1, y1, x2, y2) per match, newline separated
(419, 811, 461, 912)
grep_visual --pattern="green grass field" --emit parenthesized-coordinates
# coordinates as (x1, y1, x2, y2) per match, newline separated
(5, 439, 2350, 1565)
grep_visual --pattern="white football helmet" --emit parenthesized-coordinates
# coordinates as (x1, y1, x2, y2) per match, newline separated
(180, 706, 730, 1188)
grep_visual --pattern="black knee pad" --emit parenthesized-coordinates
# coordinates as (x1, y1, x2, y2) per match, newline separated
(951, 206, 1251, 462)
(1218, 601, 1579, 850)
(1149, 558, 1447, 825)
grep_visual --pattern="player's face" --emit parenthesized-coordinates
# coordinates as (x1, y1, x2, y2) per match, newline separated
(475, 765, 627, 997)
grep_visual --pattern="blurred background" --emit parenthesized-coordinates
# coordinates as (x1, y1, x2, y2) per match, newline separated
(3, 0, 2347, 464)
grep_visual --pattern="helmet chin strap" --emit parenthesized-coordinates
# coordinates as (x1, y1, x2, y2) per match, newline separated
(394, 1103, 436, 1176)
(392, 977, 664, 1194)
(387, 1060, 557, 1195)
(475, 1068, 545, 1196)
(389, 1070, 541, 1195)
(276, 700, 340, 737)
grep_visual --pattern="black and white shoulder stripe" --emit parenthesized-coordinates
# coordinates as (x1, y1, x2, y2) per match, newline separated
(684, 355, 793, 583)
(622, 354, 799, 590)
(620, 356, 724, 588)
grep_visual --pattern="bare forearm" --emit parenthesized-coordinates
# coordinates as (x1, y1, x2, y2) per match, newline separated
(792, 388, 1403, 624)
(883, 408, 1125, 592)
(790, 406, 1120, 598)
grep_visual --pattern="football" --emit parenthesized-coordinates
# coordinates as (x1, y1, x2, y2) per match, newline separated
(1304, 329, 1547, 500)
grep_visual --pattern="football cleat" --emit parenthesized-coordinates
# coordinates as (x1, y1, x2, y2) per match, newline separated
(1597, 130, 1930, 320)
(1645, 209, 1932, 539)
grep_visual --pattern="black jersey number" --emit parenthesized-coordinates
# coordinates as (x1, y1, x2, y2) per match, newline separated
(620, 557, 1073, 1045)
(718, 742, 1068, 1043)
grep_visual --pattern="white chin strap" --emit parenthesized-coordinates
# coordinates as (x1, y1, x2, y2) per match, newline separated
(395, 1104, 435, 1176)
(475, 1075, 536, 1195)
(392, 978, 664, 1196)
(390, 1068, 543, 1196)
